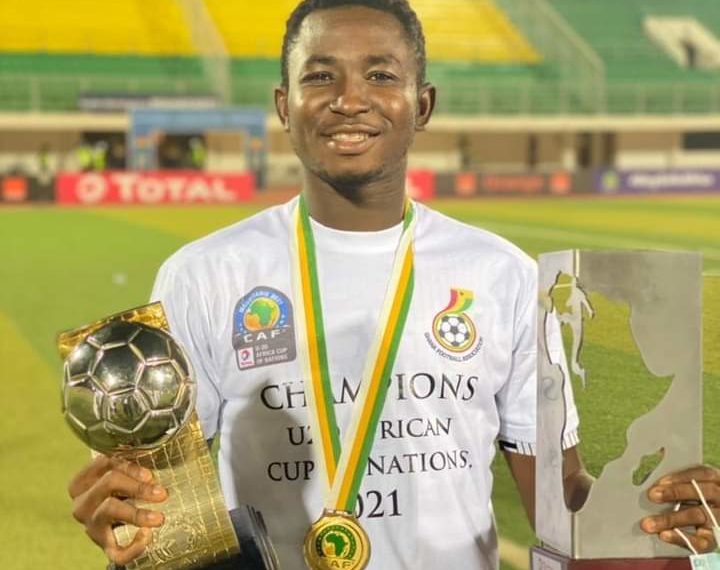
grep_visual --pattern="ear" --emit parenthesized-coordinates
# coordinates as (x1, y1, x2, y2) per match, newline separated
(415, 82, 436, 132)
(274, 86, 290, 132)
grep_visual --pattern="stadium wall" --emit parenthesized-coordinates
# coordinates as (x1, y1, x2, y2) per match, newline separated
(4, 112, 720, 201)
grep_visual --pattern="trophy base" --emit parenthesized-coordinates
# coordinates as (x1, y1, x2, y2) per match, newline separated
(531, 546, 691, 570)
(230, 505, 279, 570)
(108, 506, 278, 570)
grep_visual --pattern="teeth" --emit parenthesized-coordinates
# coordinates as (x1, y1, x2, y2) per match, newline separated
(331, 133, 369, 143)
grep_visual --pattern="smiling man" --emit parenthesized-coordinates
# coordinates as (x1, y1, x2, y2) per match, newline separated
(275, 0, 434, 232)
(67, 1, 719, 569)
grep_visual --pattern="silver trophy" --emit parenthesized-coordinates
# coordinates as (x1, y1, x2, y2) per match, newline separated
(534, 250, 702, 566)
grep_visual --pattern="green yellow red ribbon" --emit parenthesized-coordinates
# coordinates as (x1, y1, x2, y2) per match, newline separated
(290, 193, 415, 512)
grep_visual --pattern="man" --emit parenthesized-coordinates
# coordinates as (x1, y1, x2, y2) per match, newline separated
(68, 1, 719, 568)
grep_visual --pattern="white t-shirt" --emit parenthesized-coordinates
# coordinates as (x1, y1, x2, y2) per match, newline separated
(150, 197, 578, 570)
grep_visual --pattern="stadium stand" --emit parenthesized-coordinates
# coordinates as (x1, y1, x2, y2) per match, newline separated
(206, 0, 542, 109)
(205, 0, 538, 63)
(552, 0, 720, 80)
(204, 0, 290, 59)
(0, 0, 194, 54)
(0, 0, 552, 113)
(0, 0, 208, 111)
(413, 0, 539, 63)
(552, 0, 720, 113)
(1, 0, 720, 114)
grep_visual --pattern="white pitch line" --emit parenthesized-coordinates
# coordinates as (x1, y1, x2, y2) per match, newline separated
(476, 220, 720, 263)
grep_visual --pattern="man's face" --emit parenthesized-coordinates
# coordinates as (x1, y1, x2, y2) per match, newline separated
(276, 6, 434, 191)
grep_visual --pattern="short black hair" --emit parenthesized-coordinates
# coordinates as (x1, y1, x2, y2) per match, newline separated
(281, 0, 427, 89)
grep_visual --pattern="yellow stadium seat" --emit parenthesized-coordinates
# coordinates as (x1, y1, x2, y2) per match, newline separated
(0, 0, 538, 64)
(205, 0, 539, 63)
(0, 0, 194, 55)
(205, 0, 296, 58)
(413, 0, 540, 63)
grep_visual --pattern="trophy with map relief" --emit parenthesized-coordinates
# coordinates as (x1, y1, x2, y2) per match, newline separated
(58, 302, 279, 570)
(532, 250, 703, 569)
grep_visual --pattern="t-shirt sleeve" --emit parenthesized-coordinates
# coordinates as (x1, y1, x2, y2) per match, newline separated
(495, 262, 580, 456)
(149, 255, 223, 440)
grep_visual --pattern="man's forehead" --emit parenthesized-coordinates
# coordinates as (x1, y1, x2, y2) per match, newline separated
(300, 5, 403, 33)
(290, 7, 412, 65)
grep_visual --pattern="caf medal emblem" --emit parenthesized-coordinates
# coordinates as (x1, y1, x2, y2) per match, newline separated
(304, 511, 370, 570)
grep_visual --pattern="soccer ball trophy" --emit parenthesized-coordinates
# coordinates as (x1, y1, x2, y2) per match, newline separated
(59, 303, 278, 570)
(62, 320, 195, 454)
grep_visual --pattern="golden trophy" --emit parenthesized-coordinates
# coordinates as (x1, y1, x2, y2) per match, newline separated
(59, 303, 278, 569)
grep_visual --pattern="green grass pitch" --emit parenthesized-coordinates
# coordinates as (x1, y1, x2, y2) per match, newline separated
(0, 195, 718, 569)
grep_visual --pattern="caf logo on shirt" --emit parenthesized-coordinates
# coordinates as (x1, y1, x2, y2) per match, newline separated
(425, 288, 483, 361)
(232, 287, 296, 370)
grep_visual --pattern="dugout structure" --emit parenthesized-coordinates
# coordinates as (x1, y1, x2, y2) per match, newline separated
(128, 108, 267, 187)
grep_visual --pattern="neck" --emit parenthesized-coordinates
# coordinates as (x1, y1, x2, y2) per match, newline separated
(301, 171, 407, 231)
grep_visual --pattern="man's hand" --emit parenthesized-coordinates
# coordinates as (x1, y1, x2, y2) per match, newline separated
(640, 465, 720, 554)
(68, 455, 168, 566)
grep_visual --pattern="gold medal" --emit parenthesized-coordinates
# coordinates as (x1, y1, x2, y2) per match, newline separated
(293, 195, 415, 568)
(303, 510, 370, 570)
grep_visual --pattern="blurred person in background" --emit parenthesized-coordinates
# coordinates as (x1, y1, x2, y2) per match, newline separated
(76, 141, 94, 172)
(189, 136, 207, 170)
(93, 141, 108, 172)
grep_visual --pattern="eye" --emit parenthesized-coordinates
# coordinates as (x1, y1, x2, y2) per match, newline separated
(368, 71, 397, 83)
(301, 71, 333, 84)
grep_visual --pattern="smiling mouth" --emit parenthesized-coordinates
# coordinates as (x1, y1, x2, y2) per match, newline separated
(325, 131, 380, 154)
(331, 132, 372, 143)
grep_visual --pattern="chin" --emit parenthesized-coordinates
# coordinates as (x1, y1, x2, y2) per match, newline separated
(317, 166, 387, 199)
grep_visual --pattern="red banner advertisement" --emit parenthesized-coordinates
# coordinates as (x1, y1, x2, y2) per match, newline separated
(454, 172, 478, 197)
(447, 171, 574, 197)
(1, 176, 29, 203)
(56, 171, 255, 205)
(406, 170, 435, 201)
(481, 173, 545, 195)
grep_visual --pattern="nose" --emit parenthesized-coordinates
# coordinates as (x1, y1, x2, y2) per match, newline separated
(328, 76, 371, 117)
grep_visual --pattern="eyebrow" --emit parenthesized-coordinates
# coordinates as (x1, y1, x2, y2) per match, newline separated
(301, 54, 401, 68)
(366, 54, 401, 66)
(302, 55, 337, 68)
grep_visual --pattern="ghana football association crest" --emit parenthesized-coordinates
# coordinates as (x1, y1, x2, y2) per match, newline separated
(425, 288, 483, 362)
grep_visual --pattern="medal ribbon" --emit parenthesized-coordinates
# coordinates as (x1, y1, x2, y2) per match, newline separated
(290, 193, 415, 513)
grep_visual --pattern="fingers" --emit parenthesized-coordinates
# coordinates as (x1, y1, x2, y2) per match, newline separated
(641, 506, 710, 534)
(86, 498, 164, 566)
(655, 527, 716, 554)
(68, 455, 154, 499)
(68, 455, 113, 499)
(641, 503, 720, 554)
(69, 457, 168, 567)
(653, 465, 720, 487)
(92, 497, 165, 529)
(72, 469, 167, 525)
(640, 466, 720, 555)
(648, 481, 720, 506)
(103, 527, 154, 567)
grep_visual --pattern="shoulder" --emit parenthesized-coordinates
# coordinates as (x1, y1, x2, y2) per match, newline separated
(415, 202, 536, 279)
(157, 199, 294, 278)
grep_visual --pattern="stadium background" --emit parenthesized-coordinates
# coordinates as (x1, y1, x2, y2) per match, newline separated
(0, 1, 718, 568)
